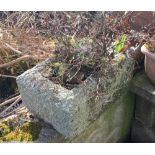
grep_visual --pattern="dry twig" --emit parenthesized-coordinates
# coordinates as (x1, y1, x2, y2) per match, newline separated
(2, 104, 24, 118)
(0, 55, 39, 68)
(0, 96, 21, 117)
(0, 95, 21, 108)
(0, 74, 16, 78)
(4, 43, 22, 55)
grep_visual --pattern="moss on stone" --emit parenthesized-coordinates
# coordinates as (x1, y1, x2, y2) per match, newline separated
(131, 71, 154, 89)
(119, 91, 135, 142)
(0, 121, 42, 142)
(0, 121, 11, 137)
(69, 91, 135, 143)
(42, 62, 67, 79)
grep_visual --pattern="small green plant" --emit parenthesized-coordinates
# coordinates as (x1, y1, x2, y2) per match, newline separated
(114, 35, 126, 53)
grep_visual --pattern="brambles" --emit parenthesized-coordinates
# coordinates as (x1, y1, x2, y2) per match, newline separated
(0, 12, 140, 77)
(0, 12, 143, 93)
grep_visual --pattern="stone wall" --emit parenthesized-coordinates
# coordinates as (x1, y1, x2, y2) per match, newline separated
(130, 72, 155, 142)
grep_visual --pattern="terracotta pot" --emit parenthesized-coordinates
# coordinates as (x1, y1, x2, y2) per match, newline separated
(141, 45, 155, 85)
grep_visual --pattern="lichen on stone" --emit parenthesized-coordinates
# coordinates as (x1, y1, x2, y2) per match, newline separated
(41, 62, 67, 78)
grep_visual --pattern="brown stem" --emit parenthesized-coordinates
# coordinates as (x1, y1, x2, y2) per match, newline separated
(0, 55, 39, 68)
(4, 43, 22, 55)
(0, 74, 16, 78)
(0, 96, 21, 117)
(0, 95, 21, 107)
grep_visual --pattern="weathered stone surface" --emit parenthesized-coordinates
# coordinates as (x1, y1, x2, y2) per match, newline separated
(131, 120, 155, 143)
(130, 72, 155, 142)
(135, 96, 155, 127)
(69, 91, 135, 143)
(130, 71, 155, 103)
(35, 123, 63, 143)
(17, 58, 134, 138)
(35, 91, 135, 143)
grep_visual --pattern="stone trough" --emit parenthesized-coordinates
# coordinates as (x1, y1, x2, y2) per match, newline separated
(16, 57, 134, 138)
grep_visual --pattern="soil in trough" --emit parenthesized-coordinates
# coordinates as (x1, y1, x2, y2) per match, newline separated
(41, 62, 94, 90)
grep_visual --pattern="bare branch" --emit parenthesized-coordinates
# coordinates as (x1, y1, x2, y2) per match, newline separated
(0, 74, 16, 78)
(0, 95, 21, 108)
(0, 55, 39, 68)
(0, 96, 21, 117)
(4, 43, 22, 55)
